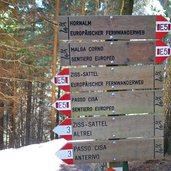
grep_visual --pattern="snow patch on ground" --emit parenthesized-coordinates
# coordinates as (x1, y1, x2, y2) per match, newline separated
(0, 139, 67, 171)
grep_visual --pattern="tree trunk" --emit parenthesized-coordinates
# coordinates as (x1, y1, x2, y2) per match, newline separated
(25, 81, 32, 145)
(164, 57, 171, 154)
(37, 83, 45, 143)
(105, 0, 133, 15)
(82, 0, 85, 15)
(0, 100, 4, 149)
(51, 0, 60, 140)
(9, 101, 15, 148)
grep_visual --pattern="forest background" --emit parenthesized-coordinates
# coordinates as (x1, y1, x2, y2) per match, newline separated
(0, 0, 171, 151)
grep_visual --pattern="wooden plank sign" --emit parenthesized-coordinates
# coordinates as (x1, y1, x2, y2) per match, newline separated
(60, 40, 170, 66)
(52, 91, 163, 117)
(53, 114, 164, 141)
(56, 138, 164, 164)
(59, 15, 171, 40)
(51, 65, 164, 92)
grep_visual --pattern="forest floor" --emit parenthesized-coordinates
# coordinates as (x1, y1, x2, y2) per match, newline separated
(59, 155, 171, 171)
(129, 155, 171, 171)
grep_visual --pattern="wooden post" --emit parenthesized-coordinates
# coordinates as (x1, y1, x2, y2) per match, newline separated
(164, 57, 171, 154)
(82, 0, 85, 16)
(51, 0, 60, 140)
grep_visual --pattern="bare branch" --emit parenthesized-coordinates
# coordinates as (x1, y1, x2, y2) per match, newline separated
(0, 76, 49, 83)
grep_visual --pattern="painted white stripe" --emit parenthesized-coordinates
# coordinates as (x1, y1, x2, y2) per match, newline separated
(53, 125, 72, 135)
(156, 46, 171, 56)
(112, 167, 123, 171)
(56, 100, 71, 110)
(156, 22, 171, 32)
(55, 75, 70, 86)
(56, 149, 73, 159)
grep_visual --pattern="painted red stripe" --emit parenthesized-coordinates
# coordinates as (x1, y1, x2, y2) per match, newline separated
(60, 135, 73, 141)
(56, 102, 58, 108)
(156, 40, 167, 47)
(60, 118, 72, 126)
(156, 32, 168, 39)
(62, 159, 74, 165)
(60, 85, 70, 92)
(59, 110, 71, 117)
(108, 168, 116, 171)
(66, 102, 69, 108)
(155, 56, 168, 64)
(156, 15, 167, 22)
(61, 143, 73, 150)
(54, 77, 58, 84)
(60, 94, 71, 100)
(65, 77, 68, 84)
(58, 68, 70, 75)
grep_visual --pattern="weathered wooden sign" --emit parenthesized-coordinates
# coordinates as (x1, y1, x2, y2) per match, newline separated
(52, 91, 163, 117)
(59, 15, 171, 40)
(56, 138, 164, 164)
(51, 65, 164, 92)
(60, 40, 170, 66)
(53, 114, 164, 140)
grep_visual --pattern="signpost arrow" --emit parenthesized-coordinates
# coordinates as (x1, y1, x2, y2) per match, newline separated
(60, 40, 170, 66)
(56, 143, 73, 165)
(53, 114, 164, 141)
(52, 94, 71, 117)
(59, 15, 171, 40)
(52, 65, 163, 92)
(56, 138, 164, 165)
(156, 15, 171, 39)
(53, 118, 72, 140)
(51, 68, 70, 92)
(156, 40, 171, 64)
(108, 168, 123, 171)
(52, 90, 163, 117)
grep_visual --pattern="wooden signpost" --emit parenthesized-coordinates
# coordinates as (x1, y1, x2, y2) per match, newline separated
(53, 15, 170, 167)
(52, 90, 163, 117)
(52, 65, 164, 92)
(60, 40, 171, 66)
(53, 114, 164, 140)
(59, 15, 171, 40)
(56, 138, 164, 164)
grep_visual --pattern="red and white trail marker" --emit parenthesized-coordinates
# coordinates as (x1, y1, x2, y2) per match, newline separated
(156, 40, 171, 64)
(51, 68, 70, 92)
(53, 118, 72, 140)
(108, 168, 123, 171)
(56, 143, 73, 165)
(156, 15, 171, 39)
(52, 94, 71, 117)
